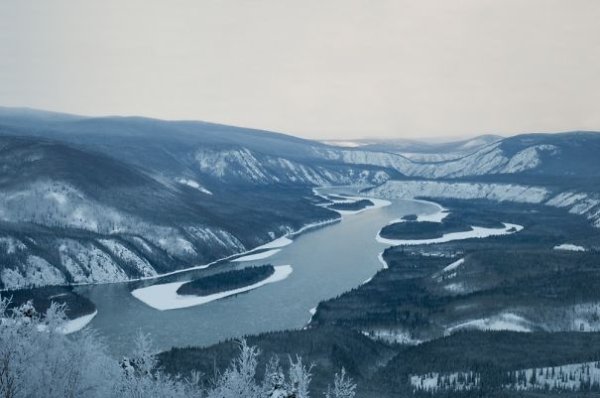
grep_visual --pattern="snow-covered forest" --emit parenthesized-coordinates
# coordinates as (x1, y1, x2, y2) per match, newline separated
(0, 297, 355, 398)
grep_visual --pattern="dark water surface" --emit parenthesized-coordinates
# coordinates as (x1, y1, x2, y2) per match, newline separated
(76, 189, 434, 356)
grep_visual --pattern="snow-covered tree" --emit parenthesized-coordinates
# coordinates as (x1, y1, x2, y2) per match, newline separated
(263, 356, 287, 397)
(287, 356, 313, 398)
(117, 331, 198, 398)
(325, 368, 357, 398)
(0, 296, 352, 398)
(205, 339, 263, 398)
(0, 298, 119, 398)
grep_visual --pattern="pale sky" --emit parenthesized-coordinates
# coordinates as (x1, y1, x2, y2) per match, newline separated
(1, 0, 599, 140)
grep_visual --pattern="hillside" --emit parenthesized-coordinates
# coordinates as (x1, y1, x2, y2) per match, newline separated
(328, 135, 503, 162)
(0, 108, 402, 290)
(0, 134, 342, 289)
(1, 108, 599, 292)
(2, 108, 600, 398)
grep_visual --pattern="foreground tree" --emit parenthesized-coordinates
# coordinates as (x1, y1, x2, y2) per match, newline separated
(325, 369, 357, 398)
(0, 297, 355, 398)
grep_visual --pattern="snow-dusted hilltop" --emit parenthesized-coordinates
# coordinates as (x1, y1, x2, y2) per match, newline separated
(323, 134, 502, 159)
(0, 107, 599, 289)
(0, 110, 394, 290)
(0, 138, 252, 289)
(319, 132, 600, 179)
(367, 180, 600, 227)
(368, 180, 550, 203)
(192, 146, 390, 185)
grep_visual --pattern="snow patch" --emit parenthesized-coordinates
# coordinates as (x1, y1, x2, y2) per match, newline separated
(1, 256, 66, 290)
(176, 178, 212, 195)
(58, 240, 129, 284)
(444, 282, 467, 293)
(327, 196, 391, 216)
(411, 371, 479, 392)
(501, 145, 558, 174)
(362, 329, 422, 345)
(0, 237, 26, 254)
(290, 218, 340, 236)
(132, 237, 154, 253)
(98, 239, 157, 277)
(232, 249, 281, 262)
(443, 258, 465, 273)
(509, 361, 600, 392)
(131, 265, 293, 311)
(387, 200, 450, 224)
(377, 252, 388, 269)
(45, 191, 68, 205)
(256, 236, 293, 250)
(60, 310, 98, 334)
(446, 313, 533, 334)
(376, 223, 523, 246)
(369, 180, 550, 204)
(553, 243, 586, 252)
(321, 140, 366, 148)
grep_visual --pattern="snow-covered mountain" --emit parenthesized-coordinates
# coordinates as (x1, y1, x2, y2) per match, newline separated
(0, 107, 396, 187)
(0, 136, 251, 289)
(0, 109, 395, 289)
(324, 134, 502, 157)
(367, 180, 600, 227)
(2, 107, 598, 184)
(0, 107, 598, 289)
(322, 132, 600, 180)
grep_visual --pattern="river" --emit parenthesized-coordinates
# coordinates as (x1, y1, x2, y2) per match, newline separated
(75, 189, 436, 356)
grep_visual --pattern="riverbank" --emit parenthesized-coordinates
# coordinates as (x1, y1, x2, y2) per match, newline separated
(58, 193, 434, 355)
(131, 265, 293, 311)
(376, 222, 523, 246)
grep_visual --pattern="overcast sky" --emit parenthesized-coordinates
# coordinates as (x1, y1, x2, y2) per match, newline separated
(1, 0, 599, 140)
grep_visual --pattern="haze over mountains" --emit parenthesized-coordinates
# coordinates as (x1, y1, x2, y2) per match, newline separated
(0, 107, 599, 290)
(323, 134, 503, 162)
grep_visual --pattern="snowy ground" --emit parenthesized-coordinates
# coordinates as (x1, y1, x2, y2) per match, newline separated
(443, 282, 467, 293)
(324, 195, 392, 216)
(445, 313, 533, 334)
(288, 218, 340, 237)
(410, 371, 480, 392)
(362, 329, 422, 345)
(131, 265, 293, 311)
(376, 223, 523, 246)
(510, 361, 600, 391)
(431, 258, 465, 283)
(411, 361, 600, 393)
(553, 243, 586, 252)
(255, 236, 293, 250)
(129, 227, 296, 282)
(34, 310, 98, 334)
(232, 249, 281, 262)
(442, 258, 464, 273)
(369, 180, 600, 228)
(377, 252, 388, 269)
(387, 199, 449, 224)
(176, 178, 212, 195)
(60, 310, 98, 334)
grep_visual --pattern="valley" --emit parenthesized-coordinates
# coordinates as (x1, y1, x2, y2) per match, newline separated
(59, 188, 433, 355)
(1, 108, 600, 397)
(4, 3, 599, 396)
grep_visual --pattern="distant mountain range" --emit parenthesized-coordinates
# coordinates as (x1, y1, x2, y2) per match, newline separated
(321, 131, 600, 180)
(323, 134, 503, 162)
(0, 106, 599, 289)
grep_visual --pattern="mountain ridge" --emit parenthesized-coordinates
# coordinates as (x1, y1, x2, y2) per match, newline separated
(1, 107, 599, 289)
